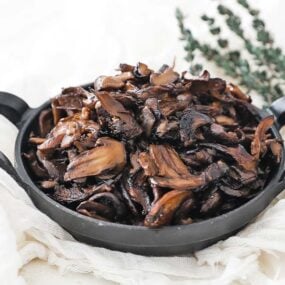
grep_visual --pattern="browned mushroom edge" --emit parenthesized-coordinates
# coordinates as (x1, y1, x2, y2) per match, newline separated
(23, 62, 282, 227)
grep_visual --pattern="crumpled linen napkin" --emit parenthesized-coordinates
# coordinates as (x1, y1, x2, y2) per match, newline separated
(1, 167, 285, 285)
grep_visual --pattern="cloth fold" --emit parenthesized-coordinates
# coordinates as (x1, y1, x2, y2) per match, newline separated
(0, 167, 285, 284)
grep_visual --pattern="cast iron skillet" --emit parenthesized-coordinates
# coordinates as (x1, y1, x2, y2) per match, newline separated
(0, 85, 285, 256)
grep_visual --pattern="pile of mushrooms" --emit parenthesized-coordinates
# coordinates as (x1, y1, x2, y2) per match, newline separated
(24, 62, 282, 227)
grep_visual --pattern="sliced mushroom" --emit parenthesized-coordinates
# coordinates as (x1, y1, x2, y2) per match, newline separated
(40, 180, 58, 189)
(156, 120, 179, 140)
(36, 150, 67, 181)
(144, 190, 191, 227)
(112, 93, 137, 109)
(173, 196, 195, 224)
(195, 103, 222, 117)
(64, 137, 126, 181)
(120, 174, 139, 216)
(38, 113, 100, 150)
(202, 143, 257, 172)
(94, 72, 134, 91)
(200, 191, 222, 214)
(23, 151, 48, 178)
(227, 83, 251, 102)
(251, 116, 274, 159)
(55, 87, 87, 110)
(125, 169, 151, 213)
(119, 63, 135, 73)
(150, 67, 179, 86)
(159, 96, 190, 117)
(141, 106, 155, 137)
(38, 109, 54, 137)
(53, 184, 97, 203)
(134, 62, 152, 78)
(150, 176, 205, 190)
(268, 139, 282, 163)
(181, 148, 215, 167)
(219, 185, 250, 198)
(149, 144, 189, 178)
(180, 110, 212, 146)
(228, 166, 257, 185)
(129, 151, 141, 174)
(137, 152, 158, 176)
(29, 137, 46, 145)
(150, 161, 228, 190)
(77, 200, 113, 221)
(189, 75, 226, 97)
(208, 123, 239, 144)
(96, 91, 142, 138)
(204, 160, 229, 182)
(214, 115, 237, 126)
(145, 97, 161, 119)
(88, 192, 126, 218)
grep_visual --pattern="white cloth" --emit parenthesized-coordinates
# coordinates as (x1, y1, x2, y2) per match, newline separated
(1, 166, 285, 285)
(1, 0, 285, 284)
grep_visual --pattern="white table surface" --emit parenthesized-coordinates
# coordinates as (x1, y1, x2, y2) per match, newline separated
(1, 0, 285, 284)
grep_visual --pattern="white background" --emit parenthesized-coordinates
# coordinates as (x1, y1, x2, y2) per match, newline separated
(0, 0, 284, 284)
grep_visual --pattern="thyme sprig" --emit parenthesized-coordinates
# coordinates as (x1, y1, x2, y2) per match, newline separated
(176, 0, 285, 104)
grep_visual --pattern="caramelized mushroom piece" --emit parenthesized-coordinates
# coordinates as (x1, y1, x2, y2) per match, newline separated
(150, 176, 205, 190)
(38, 109, 54, 137)
(144, 190, 191, 227)
(150, 67, 179, 86)
(134, 62, 152, 78)
(173, 196, 195, 225)
(38, 113, 100, 150)
(202, 143, 257, 172)
(251, 116, 274, 159)
(150, 161, 228, 190)
(120, 174, 139, 216)
(208, 123, 239, 144)
(180, 110, 212, 146)
(214, 115, 237, 126)
(23, 151, 48, 178)
(29, 137, 46, 145)
(124, 169, 151, 213)
(88, 192, 126, 218)
(195, 103, 222, 117)
(268, 139, 282, 163)
(53, 184, 97, 204)
(227, 83, 251, 102)
(119, 63, 135, 73)
(189, 76, 226, 97)
(159, 96, 190, 117)
(141, 106, 156, 137)
(94, 72, 134, 91)
(200, 191, 222, 214)
(40, 180, 58, 189)
(77, 200, 114, 221)
(64, 137, 126, 181)
(219, 185, 250, 198)
(149, 144, 189, 178)
(96, 91, 142, 138)
(181, 148, 215, 167)
(55, 87, 89, 110)
(137, 152, 158, 176)
(156, 120, 179, 140)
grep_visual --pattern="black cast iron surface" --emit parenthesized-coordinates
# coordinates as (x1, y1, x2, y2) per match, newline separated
(0, 86, 285, 256)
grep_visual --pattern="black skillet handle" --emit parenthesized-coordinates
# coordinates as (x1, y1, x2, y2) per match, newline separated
(0, 92, 31, 186)
(0, 91, 30, 128)
(268, 96, 285, 130)
(0, 151, 20, 181)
